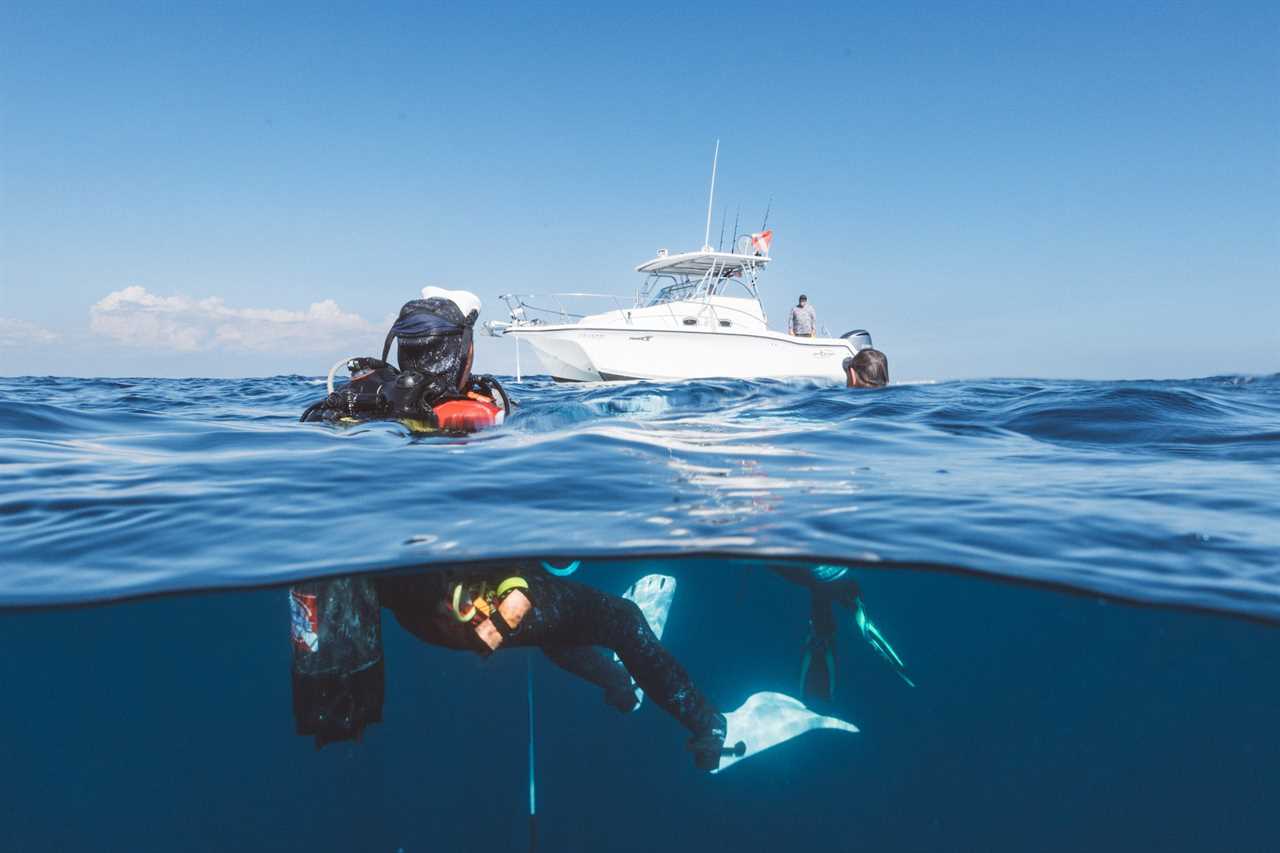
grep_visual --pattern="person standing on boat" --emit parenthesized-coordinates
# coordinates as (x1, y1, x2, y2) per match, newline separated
(788, 294, 817, 337)
(842, 348, 889, 388)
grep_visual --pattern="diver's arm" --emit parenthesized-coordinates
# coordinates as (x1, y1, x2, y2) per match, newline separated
(541, 645, 639, 713)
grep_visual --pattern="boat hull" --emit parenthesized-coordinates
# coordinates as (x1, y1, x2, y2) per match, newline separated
(509, 326, 856, 383)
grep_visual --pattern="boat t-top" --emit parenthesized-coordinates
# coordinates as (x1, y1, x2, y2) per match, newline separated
(485, 148, 874, 383)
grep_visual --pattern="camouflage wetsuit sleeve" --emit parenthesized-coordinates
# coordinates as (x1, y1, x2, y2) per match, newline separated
(377, 572, 719, 736)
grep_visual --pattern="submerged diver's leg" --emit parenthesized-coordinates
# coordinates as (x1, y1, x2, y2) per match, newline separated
(802, 590, 838, 701)
(771, 565, 913, 685)
(541, 645, 639, 713)
(511, 576, 720, 737)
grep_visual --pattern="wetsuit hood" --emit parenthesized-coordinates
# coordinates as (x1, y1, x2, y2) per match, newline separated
(382, 297, 476, 392)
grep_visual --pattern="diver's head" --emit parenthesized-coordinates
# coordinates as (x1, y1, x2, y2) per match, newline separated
(847, 348, 889, 388)
(382, 288, 481, 393)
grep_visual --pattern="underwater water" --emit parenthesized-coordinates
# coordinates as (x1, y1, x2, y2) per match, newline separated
(1, 374, 1278, 851)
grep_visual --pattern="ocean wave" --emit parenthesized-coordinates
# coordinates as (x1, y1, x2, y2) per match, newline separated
(0, 373, 1277, 619)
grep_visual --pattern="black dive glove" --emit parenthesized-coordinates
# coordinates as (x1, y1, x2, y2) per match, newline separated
(841, 356, 856, 373)
(686, 713, 729, 771)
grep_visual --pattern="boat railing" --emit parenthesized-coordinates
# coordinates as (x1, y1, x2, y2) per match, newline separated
(498, 292, 633, 326)
(498, 291, 772, 332)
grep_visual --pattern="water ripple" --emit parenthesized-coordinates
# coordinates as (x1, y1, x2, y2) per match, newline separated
(1, 373, 1277, 619)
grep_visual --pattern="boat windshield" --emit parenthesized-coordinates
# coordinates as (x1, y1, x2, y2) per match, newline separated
(646, 281, 698, 306)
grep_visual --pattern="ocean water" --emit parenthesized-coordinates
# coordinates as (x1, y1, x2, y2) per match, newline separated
(1, 374, 1278, 851)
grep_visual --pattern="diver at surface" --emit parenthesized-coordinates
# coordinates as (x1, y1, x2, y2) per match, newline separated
(300, 287, 510, 433)
(290, 567, 732, 770)
(842, 347, 889, 388)
(770, 564, 913, 701)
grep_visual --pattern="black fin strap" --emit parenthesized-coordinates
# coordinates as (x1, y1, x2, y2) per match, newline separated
(488, 609, 516, 640)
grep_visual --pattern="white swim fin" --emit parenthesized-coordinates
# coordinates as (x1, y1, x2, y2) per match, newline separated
(712, 692, 859, 774)
(617, 574, 677, 708)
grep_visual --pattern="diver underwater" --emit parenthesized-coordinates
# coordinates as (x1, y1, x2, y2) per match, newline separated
(287, 563, 893, 773)
(288, 561, 911, 775)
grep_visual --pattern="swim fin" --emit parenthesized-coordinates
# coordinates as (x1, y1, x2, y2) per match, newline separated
(854, 599, 915, 687)
(616, 574, 677, 708)
(710, 692, 858, 774)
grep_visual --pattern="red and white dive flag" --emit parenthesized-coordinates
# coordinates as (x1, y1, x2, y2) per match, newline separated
(750, 230, 773, 256)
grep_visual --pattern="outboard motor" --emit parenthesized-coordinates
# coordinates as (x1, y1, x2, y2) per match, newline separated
(290, 576, 384, 747)
(840, 329, 874, 351)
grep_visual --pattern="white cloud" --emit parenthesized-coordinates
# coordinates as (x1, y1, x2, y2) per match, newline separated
(0, 316, 60, 347)
(89, 286, 380, 352)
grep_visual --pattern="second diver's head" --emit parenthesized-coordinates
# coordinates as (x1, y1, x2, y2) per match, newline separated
(846, 348, 889, 388)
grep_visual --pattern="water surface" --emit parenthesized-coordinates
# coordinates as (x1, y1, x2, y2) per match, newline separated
(2, 374, 1277, 618)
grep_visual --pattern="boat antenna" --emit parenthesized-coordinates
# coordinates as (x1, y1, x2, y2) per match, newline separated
(731, 206, 741, 253)
(703, 139, 719, 251)
(717, 206, 727, 252)
(761, 194, 773, 231)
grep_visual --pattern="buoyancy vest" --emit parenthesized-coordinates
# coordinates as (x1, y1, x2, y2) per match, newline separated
(434, 394, 503, 432)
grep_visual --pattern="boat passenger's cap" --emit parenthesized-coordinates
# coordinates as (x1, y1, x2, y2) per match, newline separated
(421, 286, 481, 322)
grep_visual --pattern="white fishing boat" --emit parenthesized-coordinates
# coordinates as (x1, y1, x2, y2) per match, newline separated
(484, 146, 875, 383)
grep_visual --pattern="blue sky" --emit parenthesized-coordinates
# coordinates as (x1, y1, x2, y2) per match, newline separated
(2, 1, 1276, 380)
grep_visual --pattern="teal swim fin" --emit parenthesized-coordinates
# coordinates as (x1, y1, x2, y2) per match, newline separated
(854, 599, 914, 687)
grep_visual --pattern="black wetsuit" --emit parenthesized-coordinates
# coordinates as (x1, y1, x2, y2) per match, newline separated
(769, 566, 864, 701)
(376, 570, 720, 737)
(770, 565, 861, 629)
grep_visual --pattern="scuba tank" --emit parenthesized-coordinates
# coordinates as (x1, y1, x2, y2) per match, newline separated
(289, 576, 385, 747)
(301, 357, 399, 422)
